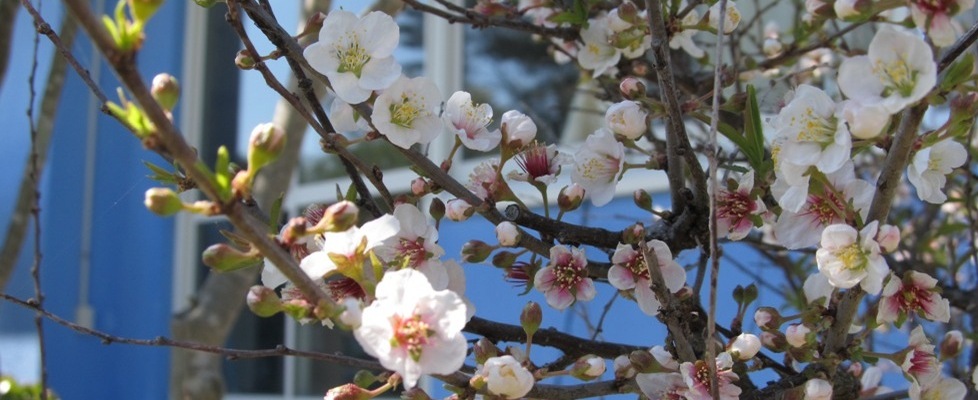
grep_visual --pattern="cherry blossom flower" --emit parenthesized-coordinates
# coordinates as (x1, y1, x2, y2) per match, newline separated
(670, 7, 705, 58)
(635, 372, 686, 399)
(773, 85, 851, 178)
(815, 221, 890, 295)
(304, 11, 401, 104)
(840, 99, 890, 139)
(444, 91, 500, 152)
(495, 222, 521, 247)
(478, 355, 534, 399)
(534, 245, 596, 310)
(608, 240, 686, 316)
(372, 76, 443, 149)
(903, 326, 942, 388)
(467, 159, 503, 201)
(910, 0, 975, 47)
(300, 214, 400, 280)
(804, 378, 833, 400)
(578, 15, 621, 77)
(328, 97, 370, 134)
(604, 100, 648, 140)
(500, 110, 537, 147)
(572, 129, 626, 206)
(786, 324, 812, 348)
(376, 204, 445, 281)
(910, 377, 967, 400)
(680, 352, 742, 400)
(773, 161, 873, 249)
(860, 365, 894, 397)
(878, 271, 951, 327)
(509, 143, 567, 186)
(446, 199, 474, 222)
(728, 333, 761, 360)
(354, 269, 468, 388)
(715, 171, 766, 241)
(708, 1, 742, 34)
(837, 26, 937, 114)
(908, 139, 968, 204)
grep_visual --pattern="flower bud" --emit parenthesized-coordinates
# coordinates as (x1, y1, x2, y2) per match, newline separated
(202, 243, 262, 272)
(621, 223, 645, 244)
(605, 100, 648, 140)
(876, 224, 900, 253)
(246, 285, 282, 317)
(128, 0, 164, 22)
(520, 301, 542, 337)
(495, 222, 522, 247)
(557, 184, 585, 212)
(315, 201, 359, 233)
(728, 333, 761, 360)
(570, 355, 606, 381)
(248, 123, 286, 172)
(501, 110, 537, 148)
(235, 49, 256, 69)
(833, 0, 870, 19)
(474, 337, 499, 365)
(462, 240, 494, 263)
(804, 378, 833, 400)
(708, 1, 741, 34)
(649, 345, 678, 370)
(151, 73, 180, 112)
(754, 307, 782, 330)
(613, 355, 636, 379)
(785, 324, 812, 348)
(629, 349, 659, 373)
(760, 330, 788, 352)
(480, 355, 534, 399)
(305, 12, 326, 33)
(633, 189, 652, 211)
(323, 383, 371, 400)
(144, 187, 184, 216)
(763, 38, 783, 58)
(411, 178, 429, 196)
(941, 330, 964, 359)
(427, 198, 446, 222)
(446, 199, 474, 221)
(492, 251, 518, 269)
(281, 217, 309, 246)
(619, 77, 646, 100)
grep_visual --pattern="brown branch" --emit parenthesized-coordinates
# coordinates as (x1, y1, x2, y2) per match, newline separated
(53, 0, 335, 312)
(464, 316, 645, 360)
(0, 0, 17, 87)
(26, 1, 47, 395)
(640, 240, 696, 361)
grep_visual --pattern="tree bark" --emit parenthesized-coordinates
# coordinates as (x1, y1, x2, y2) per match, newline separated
(0, 14, 77, 291)
(0, 0, 19, 88)
(168, 1, 329, 398)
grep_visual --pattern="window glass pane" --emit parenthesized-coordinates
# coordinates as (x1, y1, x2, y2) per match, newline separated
(293, 324, 374, 395)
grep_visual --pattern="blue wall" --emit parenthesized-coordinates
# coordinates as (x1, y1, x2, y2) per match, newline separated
(39, 1, 185, 398)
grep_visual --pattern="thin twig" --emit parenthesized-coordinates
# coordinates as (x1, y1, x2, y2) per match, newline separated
(26, 0, 47, 396)
(400, 0, 579, 41)
(937, 19, 978, 73)
(639, 240, 696, 361)
(706, 1, 728, 396)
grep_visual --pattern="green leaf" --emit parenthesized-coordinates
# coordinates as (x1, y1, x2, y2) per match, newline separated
(142, 161, 179, 185)
(268, 193, 284, 234)
(744, 85, 767, 167)
(215, 146, 232, 201)
(940, 52, 974, 92)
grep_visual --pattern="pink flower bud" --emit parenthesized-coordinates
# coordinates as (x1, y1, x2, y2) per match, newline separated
(557, 183, 585, 212)
(323, 383, 370, 400)
(520, 301, 542, 337)
(622, 223, 645, 244)
(462, 240, 494, 263)
(876, 224, 900, 253)
(760, 330, 788, 352)
(316, 201, 359, 233)
(144, 187, 184, 216)
(786, 324, 812, 348)
(619, 77, 646, 100)
(614, 355, 636, 379)
(754, 307, 782, 330)
(495, 222, 522, 247)
(446, 199, 474, 221)
(728, 333, 761, 360)
(246, 285, 282, 317)
(411, 178, 429, 196)
(151, 73, 180, 111)
(633, 189, 652, 211)
(248, 123, 286, 171)
(501, 110, 537, 147)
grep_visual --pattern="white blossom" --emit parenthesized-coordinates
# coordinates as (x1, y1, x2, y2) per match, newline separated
(479, 355, 534, 399)
(372, 76, 443, 149)
(709, 1, 742, 34)
(444, 91, 500, 152)
(500, 110, 537, 146)
(804, 378, 833, 400)
(908, 139, 968, 204)
(572, 129, 625, 206)
(604, 100, 648, 140)
(815, 221, 890, 295)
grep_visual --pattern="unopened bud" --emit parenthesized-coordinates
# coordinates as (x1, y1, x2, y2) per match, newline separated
(520, 302, 542, 337)
(248, 123, 286, 172)
(305, 12, 326, 33)
(202, 243, 262, 272)
(323, 383, 371, 400)
(501, 110, 537, 148)
(151, 73, 180, 111)
(570, 355, 606, 381)
(446, 199, 474, 222)
(622, 223, 645, 244)
(128, 0, 164, 22)
(429, 198, 446, 221)
(617, 2, 640, 23)
(754, 307, 783, 330)
(833, 0, 870, 19)
(316, 201, 359, 233)
(760, 330, 788, 352)
(876, 224, 900, 253)
(941, 330, 964, 359)
(235, 49, 256, 69)
(492, 251, 518, 269)
(728, 333, 761, 360)
(614, 355, 636, 379)
(763, 38, 783, 58)
(619, 77, 646, 100)
(557, 184, 585, 212)
(785, 324, 812, 348)
(474, 337, 499, 365)
(804, 378, 833, 400)
(633, 189, 652, 211)
(495, 222, 522, 247)
(628, 350, 658, 373)
(411, 178, 429, 196)
(462, 240, 494, 263)
(144, 187, 184, 216)
(282, 217, 309, 246)
(247, 285, 282, 317)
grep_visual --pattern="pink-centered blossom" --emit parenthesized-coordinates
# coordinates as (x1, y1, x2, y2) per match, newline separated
(376, 204, 446, 283)
(715, 171, 766, 241)
(534, 245, 596, 310)
(903, 326, 942, 388)
(299, 214, 400, 280)
(354, 269, 467, 388)
(467, 159, 504, 201)
(773, 161, 873, 249)
(878, 271, 951, 327)
(608, 240, 686, 316)
(444, 91, 500, 152)
(910, 0, 975, 47)
(680, 352, 742, 400)
(509, 143, 567, 186)
(635, 372, 686, 399)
